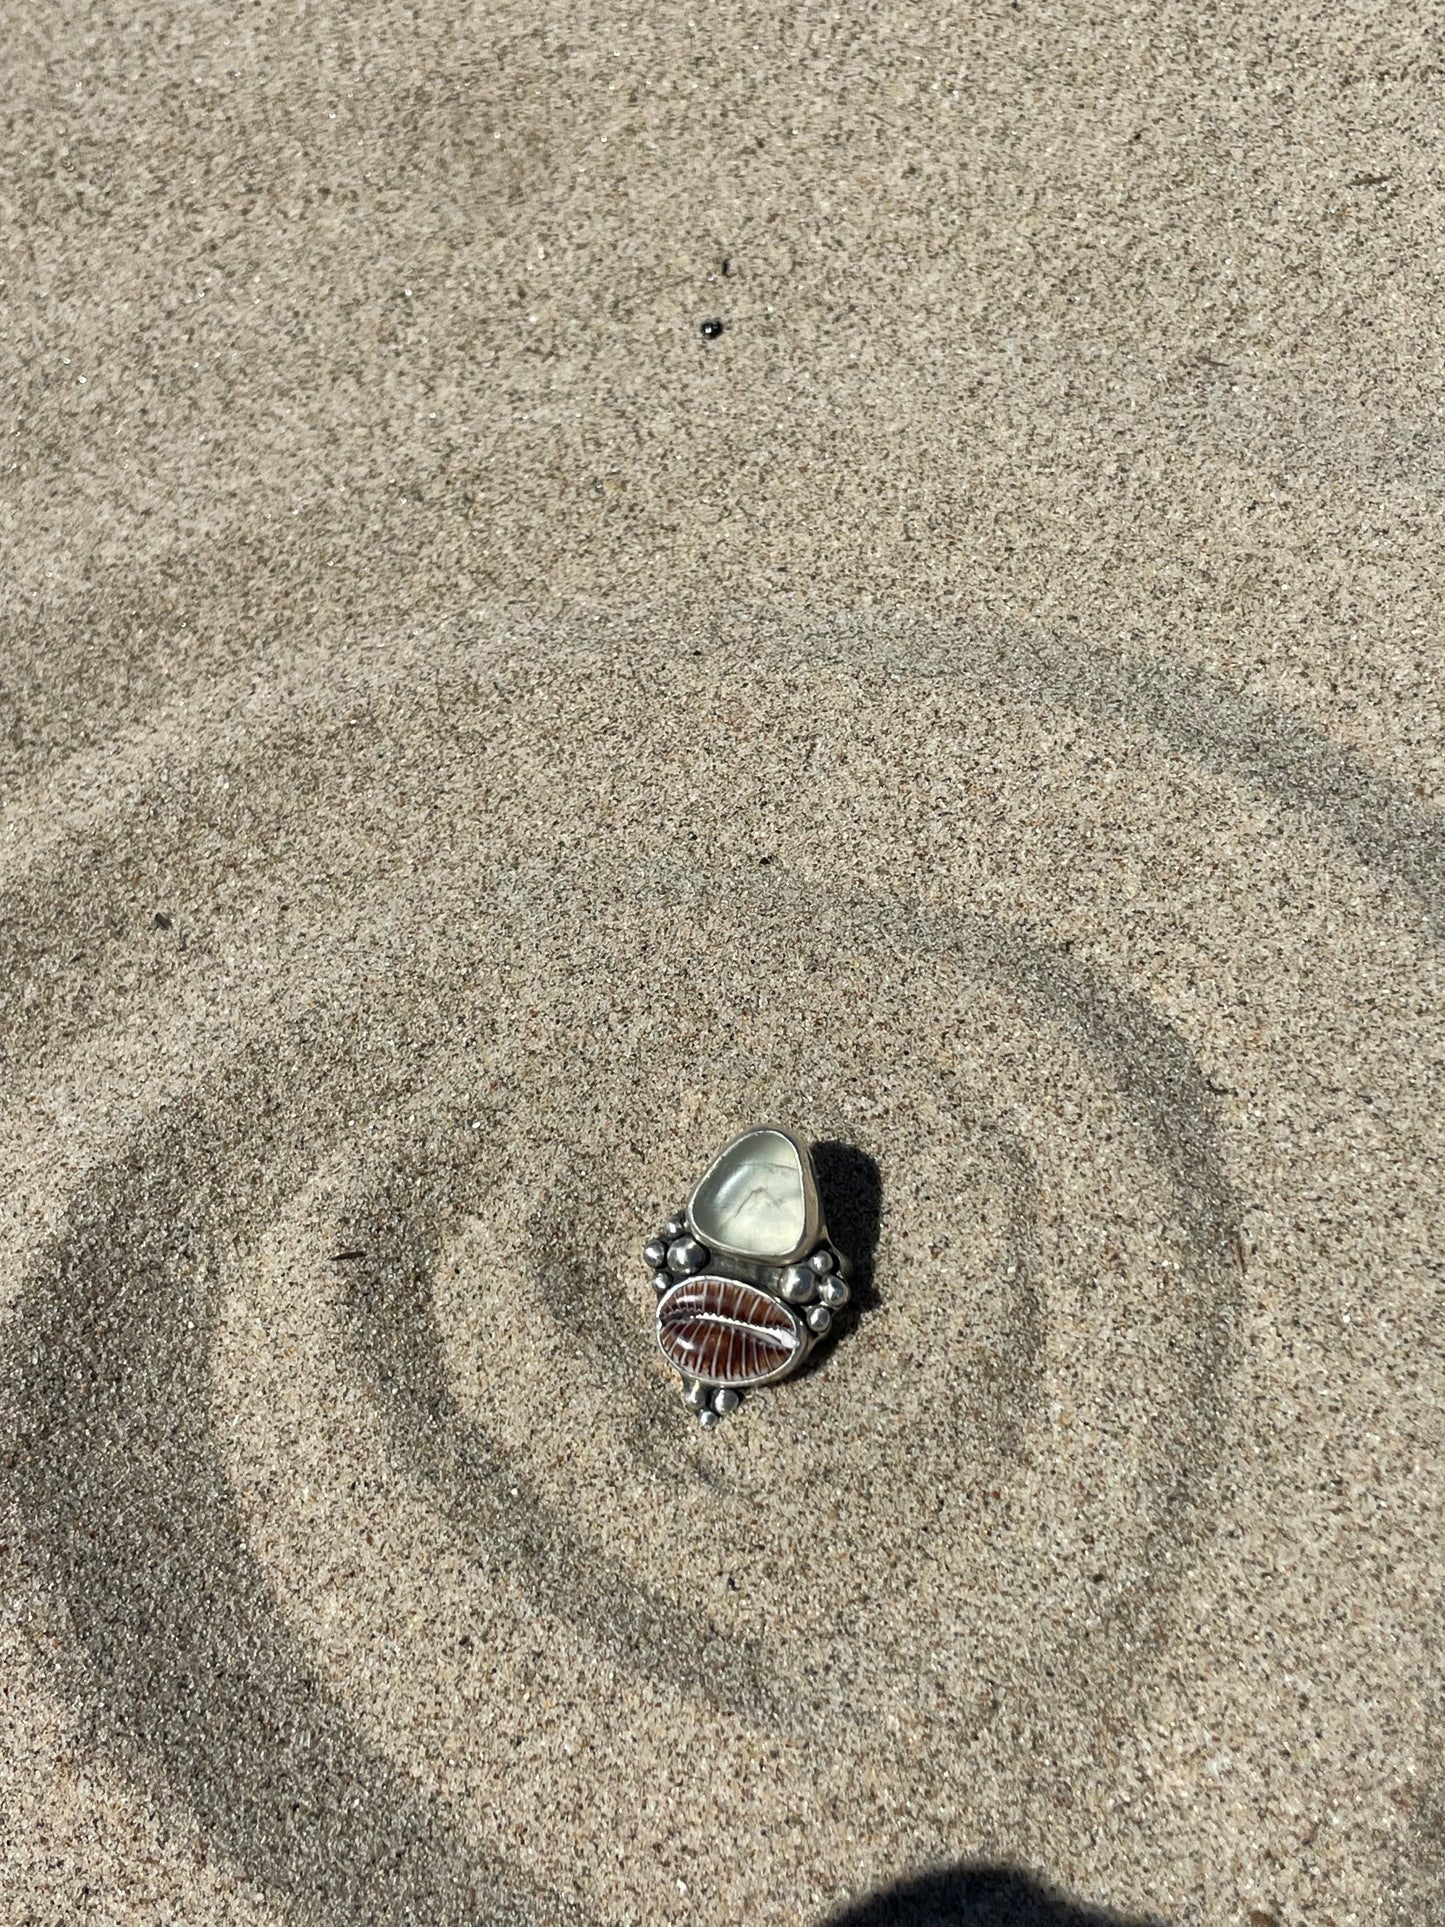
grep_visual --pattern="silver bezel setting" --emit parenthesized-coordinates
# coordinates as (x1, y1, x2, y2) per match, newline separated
(685, 1122, 823, 1266)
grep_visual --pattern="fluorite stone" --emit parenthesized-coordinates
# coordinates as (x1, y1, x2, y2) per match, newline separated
(656, 1275, 804, 1387)
(687, 1126, 811, 1260)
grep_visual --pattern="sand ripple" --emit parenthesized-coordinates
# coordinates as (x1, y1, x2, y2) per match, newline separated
(3, 606, 1440, 1922)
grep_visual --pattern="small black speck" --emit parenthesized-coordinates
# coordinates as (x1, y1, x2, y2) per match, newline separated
(331, 1248, 368, 1262)
(758, 854, 773, 865)
(700, 317, 724, 340)
(152, 911, 174, 930)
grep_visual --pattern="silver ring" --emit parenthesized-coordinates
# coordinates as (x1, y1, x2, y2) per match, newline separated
(643, 1125, 850, 1427)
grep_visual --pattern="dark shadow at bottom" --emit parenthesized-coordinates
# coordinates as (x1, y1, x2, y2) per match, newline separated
(826, 1863, 1167, 1927)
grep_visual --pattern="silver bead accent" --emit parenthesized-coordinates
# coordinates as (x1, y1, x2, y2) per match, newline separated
(698, 1408, 721, 1430)
(663, 1216, 686, 1240)
(667, 1236, 708, 1275)
(819, 1276, 849, 1308)
(643, 1237, 668, 1270)
(808, 1247, 834, 1275)
(651, 1269, 672, 1294)
(683, 1380, 709, 1410)
(712, 1388, 740, 1415)
(778, 1262, 816, 1303)
(806, 1303, 832, 1334)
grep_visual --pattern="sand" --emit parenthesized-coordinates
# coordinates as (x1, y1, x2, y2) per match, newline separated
(2, 2, 1442, 1923)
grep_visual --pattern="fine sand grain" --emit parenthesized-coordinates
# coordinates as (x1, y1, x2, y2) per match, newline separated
(2, 4, 1442, 1924)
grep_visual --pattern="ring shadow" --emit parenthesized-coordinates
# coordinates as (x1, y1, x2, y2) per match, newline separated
(826, 1862, 1167, 1927)
(814, 1137, 884, 1311)
(784, 1139, 883, 1386)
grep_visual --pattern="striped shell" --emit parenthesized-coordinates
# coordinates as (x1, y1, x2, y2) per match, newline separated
(656, 1275, 805, 1388)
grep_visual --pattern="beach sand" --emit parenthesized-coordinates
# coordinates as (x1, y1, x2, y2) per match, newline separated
(2, 3, 1442, 1923)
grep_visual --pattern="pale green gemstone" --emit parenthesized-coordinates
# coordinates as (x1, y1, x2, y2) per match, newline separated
(689, 1127, 807, 1259)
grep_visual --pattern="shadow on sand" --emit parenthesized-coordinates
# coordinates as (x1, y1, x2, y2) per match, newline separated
(812, 1136, 884, 1312)
(827, 1863, 1166, 1926)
